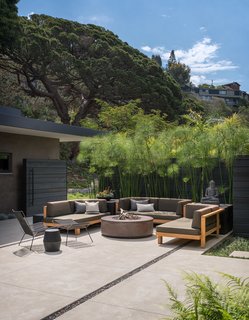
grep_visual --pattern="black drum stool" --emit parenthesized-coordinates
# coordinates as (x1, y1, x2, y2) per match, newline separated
(43, 228, 61, 252)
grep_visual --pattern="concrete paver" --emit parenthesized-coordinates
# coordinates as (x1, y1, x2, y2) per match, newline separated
(229, 250, 249, 258)
(0, 219, 248, 320)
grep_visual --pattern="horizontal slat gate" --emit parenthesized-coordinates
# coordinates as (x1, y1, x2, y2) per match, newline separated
(24, 159, 67, 216)
(233, 157, 249, 236)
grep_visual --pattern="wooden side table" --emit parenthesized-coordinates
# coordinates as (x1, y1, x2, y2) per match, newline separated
(106, 199, 118, 215)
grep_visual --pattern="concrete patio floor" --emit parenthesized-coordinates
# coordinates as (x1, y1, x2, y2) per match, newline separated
(0, 218, 248, 320)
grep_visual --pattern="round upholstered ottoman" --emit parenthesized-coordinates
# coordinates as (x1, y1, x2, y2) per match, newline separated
(101, 215, 153, 238)
(43, 228, 61, 252)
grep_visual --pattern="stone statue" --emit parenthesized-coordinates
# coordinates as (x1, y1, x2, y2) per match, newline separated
(201, 180, 220, 204)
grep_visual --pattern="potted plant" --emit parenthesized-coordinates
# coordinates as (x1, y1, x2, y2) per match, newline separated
(96, 186, 114, 200)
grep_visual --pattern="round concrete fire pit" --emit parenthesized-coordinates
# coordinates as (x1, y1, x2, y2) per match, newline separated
(101, 215, 153, 238)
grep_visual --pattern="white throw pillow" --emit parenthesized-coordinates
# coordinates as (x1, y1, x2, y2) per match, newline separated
(85, 201, 100, 213)
(130, 199, 149, 210)
(74, 201, 86, 214)
(136, 203, 155, 212)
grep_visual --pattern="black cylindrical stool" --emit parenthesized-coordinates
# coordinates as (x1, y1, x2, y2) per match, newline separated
(43, 228, 61, 252)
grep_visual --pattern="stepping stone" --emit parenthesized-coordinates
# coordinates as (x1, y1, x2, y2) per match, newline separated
(229, 251, 249, 258)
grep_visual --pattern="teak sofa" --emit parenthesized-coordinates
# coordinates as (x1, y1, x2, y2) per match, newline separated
(156, 203, 224, 248)
(119, 197, 192, 224)
(43, 199, 110, 234)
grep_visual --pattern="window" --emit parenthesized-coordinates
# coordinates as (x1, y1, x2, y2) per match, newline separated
(200, 89, 209, 94)
(201, 95, 212, 101)
(0, 153, 12, 173)
(219, 90, 227, 95)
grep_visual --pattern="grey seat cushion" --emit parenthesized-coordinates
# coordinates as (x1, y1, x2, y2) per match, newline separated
(130, 211, 181, 220)
(45, 212, 109, 224)
(156, 218, 201, 235)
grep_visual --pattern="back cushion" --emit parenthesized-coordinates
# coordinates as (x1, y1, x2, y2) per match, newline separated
(74, 201, 86, 213)
(192, 207, 212, 229)
(137, 203, 155, 212)
(176, 199, 192, 216)
(47, 201, 73, 217)
(72, 199, 107, 213)
(158, 198, 179, 212)
(130, 199, 149, 211)
(84, 199, 107, 213)
(85, 201, 100, 213)
(119, 198, 131, 211)
(148, 198, 159, 210)
(209, 205, 219, 211)
(185, 204, 210, 219)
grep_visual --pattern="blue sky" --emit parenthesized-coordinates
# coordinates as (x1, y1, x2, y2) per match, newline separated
(18, 0, 249, 92)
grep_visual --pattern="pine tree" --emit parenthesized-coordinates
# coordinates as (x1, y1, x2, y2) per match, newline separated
(166, 49, 190, 87)
(152, 54, 162, 67)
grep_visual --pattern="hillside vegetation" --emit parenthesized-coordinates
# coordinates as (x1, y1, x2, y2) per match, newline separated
(0, 14, 182, 125)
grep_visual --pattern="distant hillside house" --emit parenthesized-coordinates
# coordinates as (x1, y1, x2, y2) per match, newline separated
(0, 106, 101, 216)
(183, 82, 249, 107)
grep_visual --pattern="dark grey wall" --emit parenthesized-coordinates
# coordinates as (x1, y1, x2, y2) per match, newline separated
(0, 132, 60, 213)
(24, 159, 67, 216)
(233, 156, 249, 237)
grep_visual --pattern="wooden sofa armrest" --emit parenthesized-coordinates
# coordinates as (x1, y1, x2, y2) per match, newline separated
(201, 208, 224, 235)
(43, 206, 47, 219)
(201, 208, 224, 221)
(198, 208, 224, 248)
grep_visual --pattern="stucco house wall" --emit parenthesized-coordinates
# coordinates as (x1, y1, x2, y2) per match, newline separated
(0, 132, 59, 212)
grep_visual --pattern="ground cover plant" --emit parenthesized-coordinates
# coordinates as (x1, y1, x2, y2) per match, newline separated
(206, 236, 249, 258)
(164, 273, 249, 320)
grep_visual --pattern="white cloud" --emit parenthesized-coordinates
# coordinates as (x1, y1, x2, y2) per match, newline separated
(191, 75, 230, 86)
(174, 37, 219, 65)
(141, 37, 238, 85)
(161, 14, 170, 18)
(27, 12, 34, 20)
(78, 14, 112, 26)
(191, 60, 237, 73)
(200, 26, 207, 32)
(141, 46, 152, 52)
(141, 46, 165, 55)
(191, 75, 207, 85)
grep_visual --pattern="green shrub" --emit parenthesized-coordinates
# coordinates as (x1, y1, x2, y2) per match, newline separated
(206, 237, 249, 258)
(164, 273, 249, 320)
(67, 192, 93, 200)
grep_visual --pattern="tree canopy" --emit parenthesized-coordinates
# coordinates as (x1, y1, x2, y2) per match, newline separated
(0, 14, 182, 125)
(0, 0, 19, 51)
(166, 50, 191, 87)
(151, 54, 162, 67)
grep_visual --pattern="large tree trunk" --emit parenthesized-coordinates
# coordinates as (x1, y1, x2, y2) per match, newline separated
(69, 142, 80, 160)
